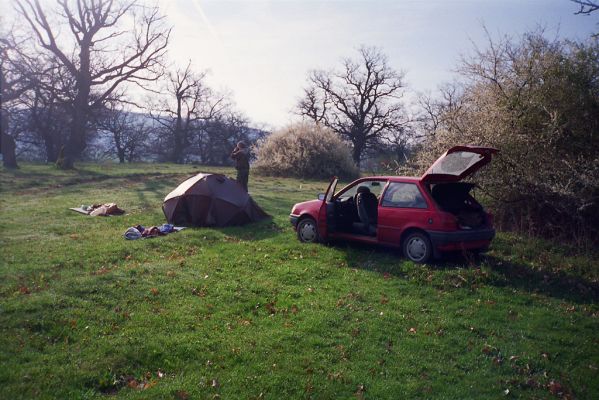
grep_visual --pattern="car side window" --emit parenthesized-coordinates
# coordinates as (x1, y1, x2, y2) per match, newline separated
(381, 182, 427, 209)
(337, 180, 385, 199)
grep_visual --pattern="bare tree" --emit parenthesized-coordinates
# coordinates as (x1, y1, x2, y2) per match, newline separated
(96, 102, 149, 163)
(21, 60, 75, 163)
(297, 46, 409, 167)
(15, 0, 170, 168)
(571, 0, 599, 14)
(417, 83, 465, 137)
(151, 63, 227, 163)
(197, 111, 255, 165)
(0, 30, 36, 168)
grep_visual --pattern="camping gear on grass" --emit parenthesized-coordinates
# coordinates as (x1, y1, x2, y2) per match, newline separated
(124, 224, 185, 240)
(162, 173, 269, 227)
(69, 203, 125, 216)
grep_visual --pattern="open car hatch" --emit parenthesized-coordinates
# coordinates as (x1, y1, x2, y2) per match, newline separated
(421, 145, 498, 183)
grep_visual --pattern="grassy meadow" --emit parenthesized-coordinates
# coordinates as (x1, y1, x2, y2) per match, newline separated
(1, 163, 598, 399)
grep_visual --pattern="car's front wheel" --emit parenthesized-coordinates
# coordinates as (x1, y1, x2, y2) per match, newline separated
(297, 217, 319, 243)
(403, 232, 432, 263)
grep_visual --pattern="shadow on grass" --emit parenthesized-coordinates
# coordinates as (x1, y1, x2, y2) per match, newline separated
(5, 167, 189, 195)
(325, 240, 598, 304)
(135, 177, 175, 210)
(482, 255, 599, 304)
(216, 217, 281, 241)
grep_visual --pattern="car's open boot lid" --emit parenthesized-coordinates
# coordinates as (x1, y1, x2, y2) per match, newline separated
(421, 145, 498, 183)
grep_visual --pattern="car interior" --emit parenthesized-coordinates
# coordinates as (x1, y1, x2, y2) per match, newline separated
(328, 181, 384, 237)
(428, 182, 488, 229)
(326, 180, 489, 236)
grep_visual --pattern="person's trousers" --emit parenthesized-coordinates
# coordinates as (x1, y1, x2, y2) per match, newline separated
(236, 168, 249, 192)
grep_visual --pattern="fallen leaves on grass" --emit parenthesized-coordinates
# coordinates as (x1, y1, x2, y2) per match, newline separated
(174, 390, 190, 399)
(547, 380, 563, 396)
(92, 266, 111, 275)
(409, 327, 417, 334)
(125, 376, 157, 391)
(265, 302, 277, 315)
(150, 288, 159, 296)
(18, 286, 30, 295)
(355, 384, 366, 399)
(482, 344, 498, 355)
(327, 372, 345, 382)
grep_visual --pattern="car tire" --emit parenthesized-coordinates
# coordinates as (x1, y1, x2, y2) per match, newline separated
(297, 217, 319, 243)
(403, 232, 432, 264)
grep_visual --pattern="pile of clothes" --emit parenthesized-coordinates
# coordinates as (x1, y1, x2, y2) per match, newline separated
(75, 203, 125, 216)
(124, 224, 183, 240)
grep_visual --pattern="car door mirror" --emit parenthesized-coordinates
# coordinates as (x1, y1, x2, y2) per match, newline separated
(317, 193, 325, 201)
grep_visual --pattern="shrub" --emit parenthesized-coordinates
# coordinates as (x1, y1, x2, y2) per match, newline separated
(411, 32, 599, 247)
(253, 122, 359, 180)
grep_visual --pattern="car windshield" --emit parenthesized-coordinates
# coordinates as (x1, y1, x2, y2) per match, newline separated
(336, 180, 386, 199)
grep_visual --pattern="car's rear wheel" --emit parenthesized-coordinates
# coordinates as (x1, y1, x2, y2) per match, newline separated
(403, 232, 432, 263)
(297, 217, 319, 243)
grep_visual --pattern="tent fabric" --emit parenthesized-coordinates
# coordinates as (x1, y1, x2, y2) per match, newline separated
(162, 173, 269, 227)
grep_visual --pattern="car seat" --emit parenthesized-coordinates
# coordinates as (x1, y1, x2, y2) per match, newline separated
(353, 186, 378, 235)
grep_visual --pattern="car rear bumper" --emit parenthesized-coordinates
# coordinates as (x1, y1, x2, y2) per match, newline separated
(427, 228, 495, 254)
(289, 214, 300, 227)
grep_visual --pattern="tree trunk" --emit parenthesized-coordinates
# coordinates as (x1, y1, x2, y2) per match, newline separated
(352, 139, 364, 168)
(43, 135, 59, 163)
(60, 40, 92, 170)
(1, 108, 19, 169)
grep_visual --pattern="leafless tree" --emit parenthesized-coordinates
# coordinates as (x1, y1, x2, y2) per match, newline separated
(197, 111, 256, 165)
(297, 46, 409, 167)
(151, 62, 227, 163)
(417, 83, 465, 137)
(20, 60, 76, 163)
(571, 0, 599, 14)
(0, 30, 36, 168)
(96, 102, 149, 163)
(15, 0, 170, 168)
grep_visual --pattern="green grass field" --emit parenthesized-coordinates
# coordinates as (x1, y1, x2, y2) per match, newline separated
(1, 163, 598, 399)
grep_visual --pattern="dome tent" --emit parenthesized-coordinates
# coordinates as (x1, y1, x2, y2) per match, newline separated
(162, 173, 269, 227)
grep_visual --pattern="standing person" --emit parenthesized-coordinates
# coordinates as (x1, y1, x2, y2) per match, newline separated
(230, 141, 250, 192)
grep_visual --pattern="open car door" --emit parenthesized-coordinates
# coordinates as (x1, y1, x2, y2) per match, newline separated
(421, 145, 499, 183)
(318, 177, 338, 239)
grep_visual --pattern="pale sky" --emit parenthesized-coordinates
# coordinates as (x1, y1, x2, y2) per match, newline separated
(161, 0, 597, 128)
(3, 0, 598, 128)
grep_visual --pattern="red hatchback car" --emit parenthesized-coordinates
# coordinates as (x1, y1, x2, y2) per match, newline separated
(289, 146, 499, 263)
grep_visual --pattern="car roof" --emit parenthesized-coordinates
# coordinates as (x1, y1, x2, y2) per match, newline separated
(359, 176, 421, 182)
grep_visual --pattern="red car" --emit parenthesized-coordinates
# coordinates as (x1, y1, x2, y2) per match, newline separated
(289, 146, 498, 263)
